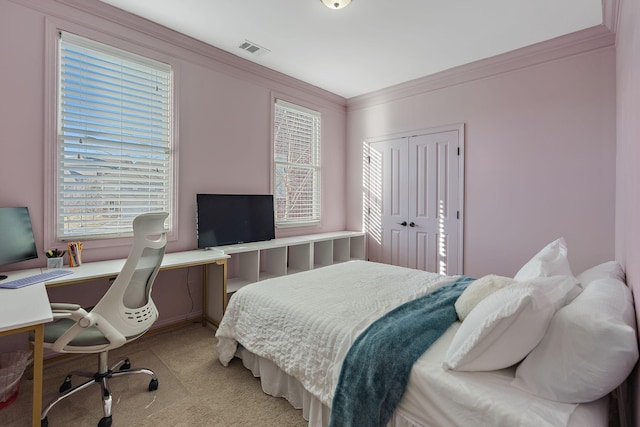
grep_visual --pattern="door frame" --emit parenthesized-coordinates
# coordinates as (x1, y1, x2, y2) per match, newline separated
(363, 123, 465, 274)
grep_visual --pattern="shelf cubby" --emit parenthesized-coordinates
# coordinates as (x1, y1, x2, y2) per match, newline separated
(259, 246, 287, 281)
(207, 231, 366, 320)
(313, 240, 333, 268)
(287, 243, 312, 275)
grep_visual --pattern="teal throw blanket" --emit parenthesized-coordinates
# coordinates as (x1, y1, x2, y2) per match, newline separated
(329, 275, 474, 427)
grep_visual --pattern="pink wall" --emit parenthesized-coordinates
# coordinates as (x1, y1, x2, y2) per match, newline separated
(346, 38, 617, 278)
(0, 0, 636, 420)
(614, 0, 640, 424)
(0, 0, 348, 331)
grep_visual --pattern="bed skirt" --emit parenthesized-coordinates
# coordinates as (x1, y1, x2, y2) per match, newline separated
(238, 346, 448, 427)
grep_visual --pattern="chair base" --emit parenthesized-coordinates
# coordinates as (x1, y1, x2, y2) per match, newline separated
(41, 351, 158, 427)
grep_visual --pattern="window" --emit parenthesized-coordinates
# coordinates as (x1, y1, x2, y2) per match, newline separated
(56, 32, 173, 240)
(273, 99, 321, 227)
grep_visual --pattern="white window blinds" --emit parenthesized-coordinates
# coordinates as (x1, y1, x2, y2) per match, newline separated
(57, 32, 172, 239)
(273, 99, 321, 226)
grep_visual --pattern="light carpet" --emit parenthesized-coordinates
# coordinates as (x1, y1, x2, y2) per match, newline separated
(0, 323, 306, 427)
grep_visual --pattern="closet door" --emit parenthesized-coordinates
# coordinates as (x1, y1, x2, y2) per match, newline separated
(368, 137, 409, 267)
(366, 128, 463, 275)
(408, 131, 460, 274)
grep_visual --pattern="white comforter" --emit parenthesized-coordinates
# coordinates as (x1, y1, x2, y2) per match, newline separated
(216, 260, 452, 407)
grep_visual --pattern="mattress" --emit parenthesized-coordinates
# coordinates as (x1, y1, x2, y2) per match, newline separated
(236, 324, 609, 427)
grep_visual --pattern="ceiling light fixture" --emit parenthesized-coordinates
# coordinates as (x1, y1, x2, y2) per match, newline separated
(321, 0, 351, 10)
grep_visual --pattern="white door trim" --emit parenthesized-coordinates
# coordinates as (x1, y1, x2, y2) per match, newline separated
(364, 123, 465, 274)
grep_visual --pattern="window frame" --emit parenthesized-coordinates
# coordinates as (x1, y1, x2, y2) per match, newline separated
(272, 97, 322, 228)
(44, 19, 180, 251)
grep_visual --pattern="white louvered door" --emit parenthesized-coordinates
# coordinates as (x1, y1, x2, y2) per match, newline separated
(367, 128, 463, 275)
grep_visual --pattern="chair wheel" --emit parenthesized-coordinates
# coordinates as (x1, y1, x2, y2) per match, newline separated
(59, 378, 72, 394)
(41, 417, 48, 427)
(120, 359, 131, 370)
(98, 416, 112, 427)
(148, 378, 158, 391)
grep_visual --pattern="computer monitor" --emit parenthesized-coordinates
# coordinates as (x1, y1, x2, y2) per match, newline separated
(196, 194, 275, 248)
(0, 207, 38, 280)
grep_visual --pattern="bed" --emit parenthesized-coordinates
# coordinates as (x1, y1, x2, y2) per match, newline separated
(215, 239, 638, 427)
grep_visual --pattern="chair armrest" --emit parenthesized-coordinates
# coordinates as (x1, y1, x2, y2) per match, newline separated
(50, 303, 90, 323)
(50, 303, 81, 311)
(48, 305, 110, 352)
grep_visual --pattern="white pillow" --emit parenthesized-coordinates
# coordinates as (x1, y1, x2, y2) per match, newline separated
(512, 277, 638, 403)
(576, 261, 625, 286)
(443, 275, 579, 372)
(514, 238, 573, 281)
(455, 275, 516, 321)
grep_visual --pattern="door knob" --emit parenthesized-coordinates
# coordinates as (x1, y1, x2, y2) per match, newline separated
(397, 221, 407, 226)
(409, 222, 416, 227)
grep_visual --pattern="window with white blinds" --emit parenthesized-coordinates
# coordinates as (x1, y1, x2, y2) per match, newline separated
(57, 32, 173, 240)
(273, 99, 321, 227)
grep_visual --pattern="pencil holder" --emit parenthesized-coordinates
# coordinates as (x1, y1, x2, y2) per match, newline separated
(67, 242, 83, 267)
(46, 257, 63, 269)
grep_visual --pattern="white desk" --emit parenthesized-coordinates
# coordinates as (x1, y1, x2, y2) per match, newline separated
(0, 283, 52, 427)
(2, 249, 229, 323)
(0, 283, 53, 332)
(0, 248, 228, 427)
(43, 249, 228, 286)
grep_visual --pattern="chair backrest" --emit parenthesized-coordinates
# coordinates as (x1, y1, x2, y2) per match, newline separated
(91, 212, 168, 341)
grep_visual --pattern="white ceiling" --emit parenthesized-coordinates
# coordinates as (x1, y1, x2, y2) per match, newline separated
(97, 0, 603, 99)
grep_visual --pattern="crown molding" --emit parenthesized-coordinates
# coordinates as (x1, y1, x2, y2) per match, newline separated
(347, 25, 615, 112)
(10, 0, 614, 113)
(602, 0, 620, 34)
(10, 0, 347, 110)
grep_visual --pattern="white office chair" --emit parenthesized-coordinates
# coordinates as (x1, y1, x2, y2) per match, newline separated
(34, 212, 168, 427)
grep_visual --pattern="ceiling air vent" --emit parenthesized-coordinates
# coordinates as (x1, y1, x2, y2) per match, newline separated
(238, 40, 270, 57)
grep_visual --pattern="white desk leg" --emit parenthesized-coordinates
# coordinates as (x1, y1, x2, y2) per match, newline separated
(201, 260, 227, 327)
(220, 259, 228, 314)
(32, 324, 44, 427)
(201, 264, 207, 326)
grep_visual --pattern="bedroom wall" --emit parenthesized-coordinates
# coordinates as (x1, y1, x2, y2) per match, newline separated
(345, 37, 617, 278)
(0, 0, 348, 331)
(614, 0, 640, 424)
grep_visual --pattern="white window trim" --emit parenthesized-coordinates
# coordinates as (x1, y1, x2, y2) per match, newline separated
(272, 96, 322, 228)
(44, 18, 180, 251)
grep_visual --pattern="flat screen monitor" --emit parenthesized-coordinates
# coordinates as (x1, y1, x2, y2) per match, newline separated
(197, 194, 275, 248)
(0, 207, 38, 279)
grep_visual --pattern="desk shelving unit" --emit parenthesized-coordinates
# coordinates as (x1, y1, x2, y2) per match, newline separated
(204, 231, 365, 323)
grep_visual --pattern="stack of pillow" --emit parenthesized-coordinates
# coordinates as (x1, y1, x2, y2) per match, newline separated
(443, 238, 639, 404)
